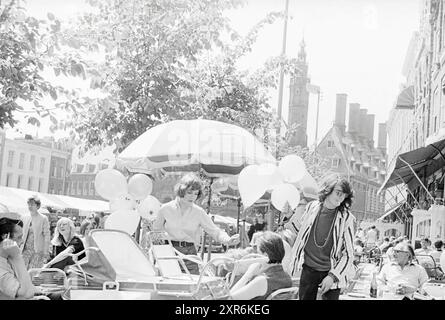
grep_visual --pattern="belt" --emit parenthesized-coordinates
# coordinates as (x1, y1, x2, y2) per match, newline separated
(171, 240, 194, 247)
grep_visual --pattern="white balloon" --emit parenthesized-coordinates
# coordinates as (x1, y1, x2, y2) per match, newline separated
(128, 174, 153, 200)
(109, 193, 137, 212)
(257, 163, 285, 191)
(278, 155, 307, 183)
(238, 165, 269, 208)
(137, 195, 161, 221)
(95, 169, 128, 200)
(271, 183, 301, 211)
(104, 209, 140, 235)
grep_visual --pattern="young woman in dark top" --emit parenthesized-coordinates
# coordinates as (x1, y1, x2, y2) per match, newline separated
(44, 217, 85, 271)
(230, 231, 292, 300)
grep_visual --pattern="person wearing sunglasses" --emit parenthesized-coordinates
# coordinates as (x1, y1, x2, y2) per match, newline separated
(377, 242, 428, 299)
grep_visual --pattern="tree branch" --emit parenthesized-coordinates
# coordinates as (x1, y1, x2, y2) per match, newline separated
(0, 0, 15, 24)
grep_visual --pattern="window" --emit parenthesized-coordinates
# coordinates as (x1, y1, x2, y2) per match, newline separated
(28, 177, 33, 190)
(17, 175, 23, 188)
(76, 164, 84, 173)
(90, 181, 95, 194)
(88, 164, 96, 173)
(7, 151, 14, 167)
(332, 158, 340, 168)
(60, 167, 64, 178)
(40, 158, 45, 173)
(38, 178, 43, 192)
(6, 173, 13, 187)
(30, 155, 35, 170)
(19, 153, 25, 169)
(84, 182, 89, 195)
(72, 182, 77, 195)
(327, 140, 334, 148)
(77, 181, 81, 195)
(51, 160, 56, 177)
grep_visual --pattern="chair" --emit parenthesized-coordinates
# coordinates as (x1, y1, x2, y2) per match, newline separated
(266, 286, 299, 300)
(146, 231, 204, 278)
(415, 254, 444, 280)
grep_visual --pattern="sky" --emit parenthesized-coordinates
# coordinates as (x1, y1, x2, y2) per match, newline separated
(14, 0, 421, 148)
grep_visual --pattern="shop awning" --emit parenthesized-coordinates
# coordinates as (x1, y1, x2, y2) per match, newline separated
(377, 201, 405, 221)
(396, 85, 415, 109)
(378, 137, 445, 193)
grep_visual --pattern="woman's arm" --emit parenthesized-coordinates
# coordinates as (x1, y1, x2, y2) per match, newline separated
(230, 275, 268, 300)
(2, 239, 35, 299)
(44, 246, 74, 268)
(230, 262, 262, 292)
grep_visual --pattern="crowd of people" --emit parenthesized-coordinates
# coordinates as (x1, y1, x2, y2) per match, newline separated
(352, 224, 445, 299)
(0, 195, 107, 299)
(1, 171, 443, 300)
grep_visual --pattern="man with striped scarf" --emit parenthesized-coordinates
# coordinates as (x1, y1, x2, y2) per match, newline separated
(288, 173, 355, 300)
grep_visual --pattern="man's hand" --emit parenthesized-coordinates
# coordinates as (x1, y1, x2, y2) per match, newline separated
(320, 274, 335, 294)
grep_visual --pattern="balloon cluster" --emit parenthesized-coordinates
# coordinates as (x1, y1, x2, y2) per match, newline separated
(95, 169, 161, 235)
(238, 155, 307, 211)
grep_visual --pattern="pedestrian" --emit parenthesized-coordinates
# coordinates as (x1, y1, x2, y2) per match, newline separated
(21, 196, 51, 269)
(289, 173, 355, 300)
(153, 173, 239, 274)
(366, 226, 378, 248)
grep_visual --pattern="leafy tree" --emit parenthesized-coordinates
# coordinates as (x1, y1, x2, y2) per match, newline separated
(53, 0, 302, 154)
(0, 0, 86, 129)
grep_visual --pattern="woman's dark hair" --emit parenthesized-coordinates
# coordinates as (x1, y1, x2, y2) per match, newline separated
(174, 173, 203, 199)
(257, 231, 286, 264)
(318, 173, 354, 212)
(0, 218, 23, 243)
(434, 240, 443, 249)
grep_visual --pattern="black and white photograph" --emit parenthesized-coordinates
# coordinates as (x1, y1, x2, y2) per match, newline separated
(0, 0, 444, 307)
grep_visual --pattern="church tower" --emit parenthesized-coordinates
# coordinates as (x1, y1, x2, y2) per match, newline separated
(287, 39, 310, 148)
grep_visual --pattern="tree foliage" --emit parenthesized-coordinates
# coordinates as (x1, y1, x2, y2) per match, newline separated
(53, 0, 302, 153)
(0, 0, 86, 129)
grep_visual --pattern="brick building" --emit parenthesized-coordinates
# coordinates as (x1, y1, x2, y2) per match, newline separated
(316, 93, 387, 223)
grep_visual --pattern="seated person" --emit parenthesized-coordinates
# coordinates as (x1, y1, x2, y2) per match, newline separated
(44, 217, 85, 271)
(415, 238, 432, 256)
(353, 239, 364, 265)
(79, 219, 96, 238)
(0, 216, 38, 299)
(377, 242, 429, 299)
(429, 240, 443, 265)
(230, 231, 292, 300)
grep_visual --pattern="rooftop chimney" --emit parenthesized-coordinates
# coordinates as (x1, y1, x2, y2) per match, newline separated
(365, 114, 375, 147)
(348, 103, 361, 133)
(335, 94, 347, 133)
(378, 123, 387, 152)
(358, 108, 368, 138)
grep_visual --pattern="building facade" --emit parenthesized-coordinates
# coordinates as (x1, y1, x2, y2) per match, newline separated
(15, 136, 72, 195)
(383, 0, 445, 241)
(0, 137, 52, 192)
(316, 94, 387, 223)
